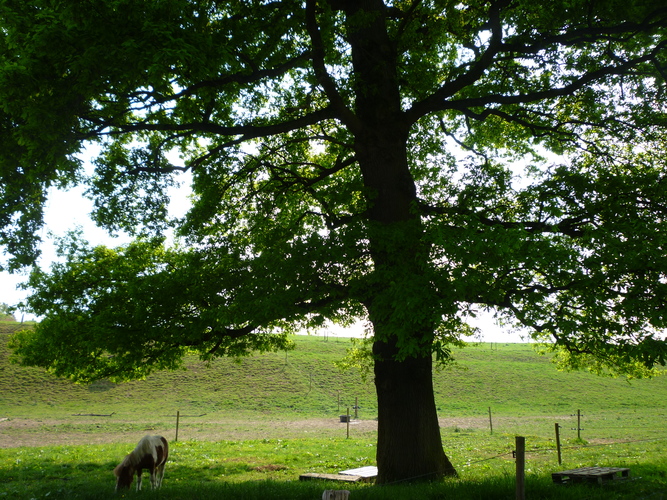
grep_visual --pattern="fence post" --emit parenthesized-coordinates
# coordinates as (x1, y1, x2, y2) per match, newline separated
(554, 423, 562, 465)
(515, 436, 525, 500)
(571, 409, 584, 439)
(488, 407, 493, 434)
(175, 410, 180, 442)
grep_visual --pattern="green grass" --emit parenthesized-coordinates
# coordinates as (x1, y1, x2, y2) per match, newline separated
(3, 438, 667, 499)
(3, 322, 667, 499)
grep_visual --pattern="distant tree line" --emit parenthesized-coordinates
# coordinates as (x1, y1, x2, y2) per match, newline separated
(0, 303, 16, 322)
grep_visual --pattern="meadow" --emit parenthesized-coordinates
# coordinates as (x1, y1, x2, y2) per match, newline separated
(1, 321, 667, 499)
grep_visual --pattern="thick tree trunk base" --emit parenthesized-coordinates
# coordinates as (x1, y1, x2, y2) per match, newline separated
(373, 339, 457, 484)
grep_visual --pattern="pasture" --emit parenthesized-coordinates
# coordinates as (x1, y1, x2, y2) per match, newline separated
(2, 322, 667, 499)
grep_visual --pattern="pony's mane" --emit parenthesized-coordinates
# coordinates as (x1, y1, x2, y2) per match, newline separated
(116, 451, 140, 470)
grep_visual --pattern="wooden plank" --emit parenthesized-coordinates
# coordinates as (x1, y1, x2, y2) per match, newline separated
(552, 467, 630, 484)
(299, 473, 363, 483)
(339, 466, 378, 478)
(71, 412, 116, 417)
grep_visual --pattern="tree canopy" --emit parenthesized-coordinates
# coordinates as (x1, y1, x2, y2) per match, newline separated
(2, 0, 667, 484)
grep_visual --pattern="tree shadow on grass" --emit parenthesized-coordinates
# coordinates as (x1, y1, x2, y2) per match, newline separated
(3, 458, 664, 500)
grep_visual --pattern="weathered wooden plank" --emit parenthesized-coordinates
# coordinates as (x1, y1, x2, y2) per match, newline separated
(552, 467, 630, 484)
(339, 466, 378, 478)
(299, 473, 363, 483)
(322, 490, 350, 500)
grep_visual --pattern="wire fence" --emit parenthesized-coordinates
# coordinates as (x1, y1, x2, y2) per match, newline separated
(462, 434, 667, 467)
(368, 407, 667, 499)
(376, 433, 667, 500)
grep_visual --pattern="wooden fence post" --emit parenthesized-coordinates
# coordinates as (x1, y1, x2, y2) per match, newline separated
(515, 436, 525, 500)
(488, 407, 493, 434)
(571, 409, 584, 439)
(175, 410, 180, 442)
(555, 423, 562, 465)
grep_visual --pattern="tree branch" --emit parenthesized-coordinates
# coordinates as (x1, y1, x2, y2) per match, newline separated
(96, 106, 339, 154)
(444, 42, 667, 111)
(405, 0, 508, 122)
(305, 0, 360, 131)
(406, 11, 667, 125)
(147, 52, 314, 104)
(419, 201, 591, 238)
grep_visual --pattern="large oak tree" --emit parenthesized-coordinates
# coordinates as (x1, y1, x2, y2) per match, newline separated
(3, 0, 667, 484)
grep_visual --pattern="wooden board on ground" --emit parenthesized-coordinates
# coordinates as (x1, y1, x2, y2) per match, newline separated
(299, 473, 363, 483)
(339, 466, 378, 480)
(299, 466, 378, 483)
(552, 467, 630, 484)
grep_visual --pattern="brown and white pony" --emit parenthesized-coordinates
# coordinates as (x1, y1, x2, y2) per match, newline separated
(114, 435, 169, 491)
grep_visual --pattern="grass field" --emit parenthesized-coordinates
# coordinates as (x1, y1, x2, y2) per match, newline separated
(2, 321, 667, 499)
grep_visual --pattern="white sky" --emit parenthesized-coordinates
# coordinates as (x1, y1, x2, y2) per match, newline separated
(0, 184, 129, 319)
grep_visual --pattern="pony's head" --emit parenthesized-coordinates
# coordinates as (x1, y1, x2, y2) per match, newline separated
(113, 462, 133, 491)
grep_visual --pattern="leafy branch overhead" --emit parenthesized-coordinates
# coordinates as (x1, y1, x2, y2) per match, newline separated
(2, 0, 667, 374)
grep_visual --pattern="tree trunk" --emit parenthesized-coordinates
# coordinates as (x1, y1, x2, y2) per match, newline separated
(373, 336, 458, 483)
(355, 116, 459, 484)
(338, 0, 458, 483)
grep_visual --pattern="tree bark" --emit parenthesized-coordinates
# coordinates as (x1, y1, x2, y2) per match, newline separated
(373, 336, 457, 483)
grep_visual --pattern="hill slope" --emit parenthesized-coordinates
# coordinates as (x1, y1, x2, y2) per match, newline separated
(2, 322, 666, 421)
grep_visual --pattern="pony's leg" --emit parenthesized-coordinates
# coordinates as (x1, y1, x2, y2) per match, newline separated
(150, 468, 157, 489)
(136, 471, 142, 491)
(156, 463, 165, 488)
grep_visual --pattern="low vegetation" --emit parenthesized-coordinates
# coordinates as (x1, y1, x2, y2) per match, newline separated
(2, 322, 667, 499)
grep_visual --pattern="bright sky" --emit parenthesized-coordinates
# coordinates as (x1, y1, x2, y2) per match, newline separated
(0, 165, 526, 342)
(0, 183, 130, 320)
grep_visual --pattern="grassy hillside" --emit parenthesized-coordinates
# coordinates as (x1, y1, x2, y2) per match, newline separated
(2, 321, 667, 422)
(0, 322, 376, 420)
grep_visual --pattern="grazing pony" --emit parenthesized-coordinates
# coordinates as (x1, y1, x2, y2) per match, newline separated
(114, 435, 169, 491)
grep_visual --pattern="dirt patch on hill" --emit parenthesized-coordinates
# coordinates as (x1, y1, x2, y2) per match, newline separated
(0, 416, 489, 448)
(0, 416, 370, 448)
